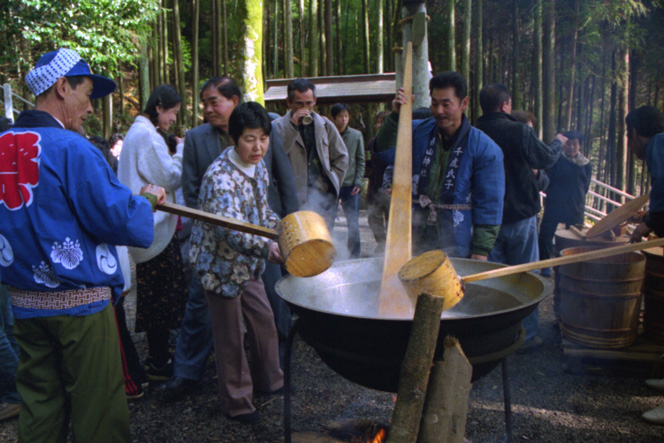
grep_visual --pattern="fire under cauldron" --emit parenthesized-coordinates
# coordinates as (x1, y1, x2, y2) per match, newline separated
(277, 257, 550, 393)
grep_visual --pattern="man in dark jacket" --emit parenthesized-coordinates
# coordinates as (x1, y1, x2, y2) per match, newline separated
(475, 83, 567, 349)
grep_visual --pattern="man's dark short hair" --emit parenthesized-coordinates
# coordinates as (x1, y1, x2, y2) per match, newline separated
(40, 75, 88, 99)
(201, 76, 243, 102)
(429, 71, 467, 101)
(287, 79, 316, 101)
(144, 85, 182, 126)
(330, 103, 349, 119)
(228, 102, 272, 143)
(563, 130, 584, 144)
(512, 110, 537, 127)
(479, 83, 511, 114)
(626, 106, 664, 138)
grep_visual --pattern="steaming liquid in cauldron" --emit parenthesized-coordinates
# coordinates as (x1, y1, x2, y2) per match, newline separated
(313, 280, 521, 319)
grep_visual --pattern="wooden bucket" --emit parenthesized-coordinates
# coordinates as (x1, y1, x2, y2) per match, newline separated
(643, 248, 664, 344)
(398, 250, 464, 312)
(277, 211, 336, 278)
(558, 246, 645, 348)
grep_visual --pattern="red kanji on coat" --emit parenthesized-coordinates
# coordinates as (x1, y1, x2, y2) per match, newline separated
(0, 131, 41, 210)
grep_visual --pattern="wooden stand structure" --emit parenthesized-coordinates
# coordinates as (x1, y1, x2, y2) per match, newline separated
(562, 336, 664, 377)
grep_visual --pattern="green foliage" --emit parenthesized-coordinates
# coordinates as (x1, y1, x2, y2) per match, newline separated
(2, 0, 161, 81)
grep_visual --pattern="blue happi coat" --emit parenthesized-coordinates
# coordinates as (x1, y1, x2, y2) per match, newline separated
(0, 110, 154, 319)
(375, 116, 504, 257)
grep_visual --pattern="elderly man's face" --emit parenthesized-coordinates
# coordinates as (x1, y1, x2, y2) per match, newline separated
(202, 86, 238, 131)
(62, 77, 94, 133)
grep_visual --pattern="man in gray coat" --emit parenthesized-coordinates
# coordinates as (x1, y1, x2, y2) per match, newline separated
(272, 79, 349, 230)
(162, 77, 298, 400)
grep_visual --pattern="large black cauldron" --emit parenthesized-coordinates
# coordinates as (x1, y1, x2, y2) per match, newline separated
(276, 257, 550, 393)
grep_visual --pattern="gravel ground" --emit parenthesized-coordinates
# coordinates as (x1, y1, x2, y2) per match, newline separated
(2, 210, 664, 442)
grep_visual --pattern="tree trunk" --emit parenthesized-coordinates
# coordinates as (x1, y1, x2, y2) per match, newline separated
(362, 0, 370, 73)
(377, 0, 384, 73)
(211, 0, 218, 75)
(616, 47, 629, 195)
(285, 0, 294, 77)
(139, 34, 151, 110)
(103, 93, 112, 138)
(192, 0, 200, 126)
(460, 0, 471, 87)
(511, 0, 520, 109)
(445, 0, 456, 71)
(402, 2, 430, 110)
(542, 0, 556, 142)
(172, 0, 186, 125)
(309, 0, 318, 77)
(533, 0, 543, 138)
(336, 0, 342, 74)
(161, 6, 169, 84)
(222, 0, 229, 75)
(319, 0, 326, 74)
(471, 0, 482, 124)
(273, 0, 280, 77)
(238, 0, 265, 103)
(325, 0, 333, 75)
(299, 0, 306, 76)
(565, 0, 580, 130)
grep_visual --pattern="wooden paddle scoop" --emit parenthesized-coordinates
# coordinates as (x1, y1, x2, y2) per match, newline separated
(157, 202, 335, 277)
(398, 250, 464, 312)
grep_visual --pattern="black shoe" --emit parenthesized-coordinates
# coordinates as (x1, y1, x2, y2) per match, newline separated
(226, 410, 262, 424)
(158, 376, 199, 402)
(147, 358, 173, 381)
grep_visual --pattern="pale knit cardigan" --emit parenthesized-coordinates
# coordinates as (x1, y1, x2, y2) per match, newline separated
(117, 115, 184, 263)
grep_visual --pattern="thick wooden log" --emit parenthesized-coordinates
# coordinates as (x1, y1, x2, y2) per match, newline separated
(417, 336, 472, 443)
(387, 293, 444, 443)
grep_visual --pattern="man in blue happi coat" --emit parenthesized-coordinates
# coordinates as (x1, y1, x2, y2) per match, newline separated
(374, 71, 505, 260)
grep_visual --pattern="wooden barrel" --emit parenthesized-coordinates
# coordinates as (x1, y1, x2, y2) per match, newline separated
(643, 248, 664, 344)
(558, 246, 645, 348)
(552, 228, 628, 320)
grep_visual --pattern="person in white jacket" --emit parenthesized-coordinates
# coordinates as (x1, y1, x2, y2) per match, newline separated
(117, 84, 187, 380)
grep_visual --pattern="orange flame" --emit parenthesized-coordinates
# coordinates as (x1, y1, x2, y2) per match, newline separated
(370, 428, 387, 443)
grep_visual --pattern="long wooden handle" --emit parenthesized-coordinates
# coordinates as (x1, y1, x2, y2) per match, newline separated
(157, 201, 278, 240)
(379, 42, 413, 316)
(462, 237, 664, 284)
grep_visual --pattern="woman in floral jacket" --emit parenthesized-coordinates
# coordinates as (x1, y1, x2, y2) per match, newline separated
(189, 102, 284, 424)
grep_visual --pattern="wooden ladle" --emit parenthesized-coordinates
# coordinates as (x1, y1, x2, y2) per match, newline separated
(398, 237, 664, 311)
(157, 202, 335, 278)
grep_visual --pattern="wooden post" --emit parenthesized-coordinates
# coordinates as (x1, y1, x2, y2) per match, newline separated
(417, 337, 472, 443)
(387, 293, 444, 443)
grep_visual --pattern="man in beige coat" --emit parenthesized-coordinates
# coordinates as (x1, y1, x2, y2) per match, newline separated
(272, 79, 349, 229)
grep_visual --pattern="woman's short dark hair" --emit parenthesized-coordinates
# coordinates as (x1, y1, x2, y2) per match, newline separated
(144, 85, 181, 126)
(429, 71, 468, 101)
(330, 103, 349, 119)
(228, 102, 272, 144)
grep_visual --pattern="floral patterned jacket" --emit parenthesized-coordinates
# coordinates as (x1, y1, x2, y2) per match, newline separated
(190, 147, 280, 298)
